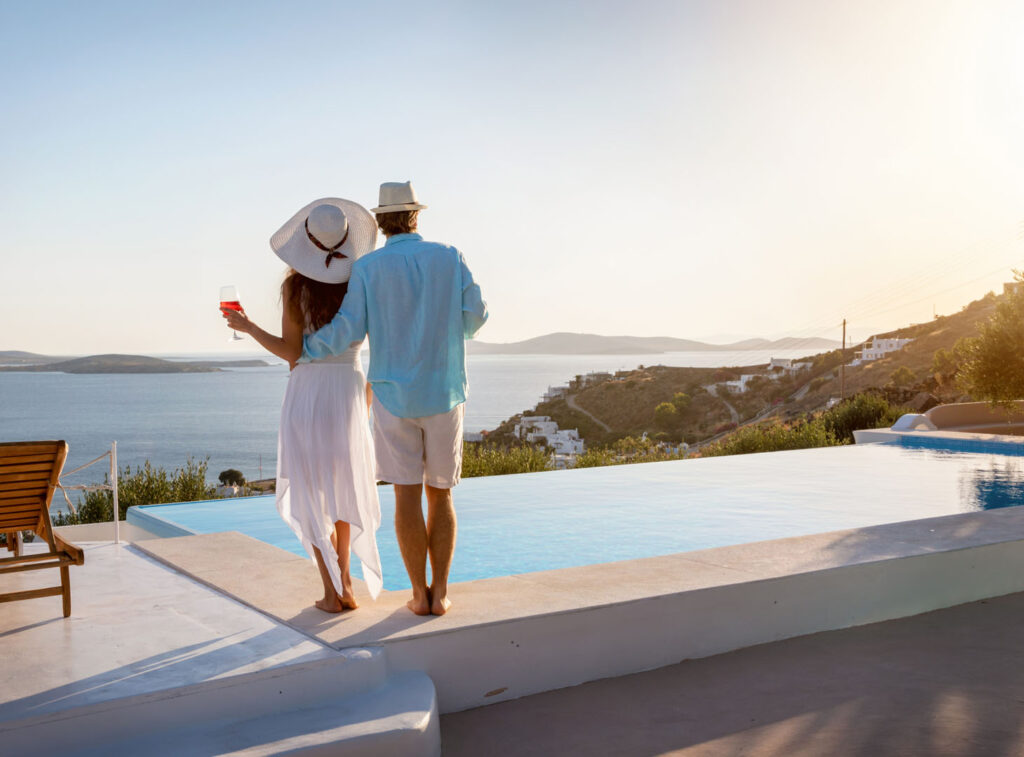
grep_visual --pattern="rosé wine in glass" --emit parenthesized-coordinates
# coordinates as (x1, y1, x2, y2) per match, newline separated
(220, 285, 244, 341)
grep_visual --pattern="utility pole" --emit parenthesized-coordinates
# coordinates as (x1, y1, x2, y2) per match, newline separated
(841, 319, 846, 401)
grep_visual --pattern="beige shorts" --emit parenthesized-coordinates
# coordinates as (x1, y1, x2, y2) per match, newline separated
(372, 397, 464, 489)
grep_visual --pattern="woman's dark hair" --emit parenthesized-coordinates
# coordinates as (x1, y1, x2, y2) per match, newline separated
(281, 270, 348, 331)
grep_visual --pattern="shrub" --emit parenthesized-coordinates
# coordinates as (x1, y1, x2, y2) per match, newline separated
(461, 444, 552, 477)
(53, 457, 211, 526)
(574, 436, 686, 468)
(701, 421, 837, 457)
(654, 401, 677, 430)
(819, 394, 906, 443)
(889, 366, 916, 388)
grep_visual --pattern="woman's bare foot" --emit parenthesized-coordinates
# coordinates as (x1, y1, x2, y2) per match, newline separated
(406, 588, 431, 616)
(340, 595, 359, 610)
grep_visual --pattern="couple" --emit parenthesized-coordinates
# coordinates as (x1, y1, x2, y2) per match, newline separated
(223, 182, 487, 616)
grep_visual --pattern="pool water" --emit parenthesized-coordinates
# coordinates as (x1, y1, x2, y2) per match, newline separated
(131, 439, 1024, 591)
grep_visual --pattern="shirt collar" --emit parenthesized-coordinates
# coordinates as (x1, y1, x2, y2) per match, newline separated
(384, 233, 423, 247)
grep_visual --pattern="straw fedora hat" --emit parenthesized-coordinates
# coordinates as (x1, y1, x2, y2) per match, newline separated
(270, 198, 377, 284)
(370, 181, 428, 213)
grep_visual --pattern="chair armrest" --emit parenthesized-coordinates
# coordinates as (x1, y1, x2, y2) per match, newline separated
(54, 534, 85, 566)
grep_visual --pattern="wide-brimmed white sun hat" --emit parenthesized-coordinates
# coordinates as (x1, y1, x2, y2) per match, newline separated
(370, 181, 428, 213)
(270, 198, 377, 284)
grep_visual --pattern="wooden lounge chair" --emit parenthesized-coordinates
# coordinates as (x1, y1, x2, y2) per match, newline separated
(0, 440, 84, 617)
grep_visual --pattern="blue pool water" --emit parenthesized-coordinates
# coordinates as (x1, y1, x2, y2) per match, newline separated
(131, 438, 1024, 591)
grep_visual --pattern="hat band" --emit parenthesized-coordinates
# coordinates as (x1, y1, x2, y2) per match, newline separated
(305, 218, 350, 268)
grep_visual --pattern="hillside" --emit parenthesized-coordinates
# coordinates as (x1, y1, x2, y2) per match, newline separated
(487, 291, 1002, 447)
(0, 354, 271, 374)
(468, 332, 840, 355)
(0, 350, 67, 366)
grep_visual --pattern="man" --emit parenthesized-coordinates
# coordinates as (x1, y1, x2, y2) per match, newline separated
(302, 181, 488, 616)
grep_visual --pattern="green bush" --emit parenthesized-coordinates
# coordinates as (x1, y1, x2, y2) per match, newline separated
(701, 421, 837, 457)
(54, 457, 211, 526)
(701, 394, 906, 456)
(819, 394, 906, 444)
(574, 436, 687, 468)
(461, 444, 552, 477)
(653, 401, 677, 430)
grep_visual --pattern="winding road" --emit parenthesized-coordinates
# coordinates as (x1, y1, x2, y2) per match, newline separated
(565, 393, 612, 432)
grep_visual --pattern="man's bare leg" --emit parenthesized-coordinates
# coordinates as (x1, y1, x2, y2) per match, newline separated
(312, 545, 343, 613)
(394, 483, 431, 615)
(331, 520, 358, 610)
(425, 484, 456, 615)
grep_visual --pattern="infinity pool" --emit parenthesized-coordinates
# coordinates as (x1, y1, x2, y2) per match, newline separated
(130, 438, 1024, 591)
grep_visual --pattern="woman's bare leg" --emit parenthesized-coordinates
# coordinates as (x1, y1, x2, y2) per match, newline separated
(332, 520, 358, 609)
(313, 545, 343, 613)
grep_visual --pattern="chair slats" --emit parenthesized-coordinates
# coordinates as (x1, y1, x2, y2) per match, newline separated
(0, 441, 63, 457)
(0, 453, 62, 466)
(0, 440, 80, 617)
(0, 482, 48, 495)
(0, 496, 44, 507)
(0, 471, 52, 484)
(0, 462, 58, 475)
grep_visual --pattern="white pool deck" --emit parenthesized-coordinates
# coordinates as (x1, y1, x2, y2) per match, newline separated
(7, 429, 1024, 754)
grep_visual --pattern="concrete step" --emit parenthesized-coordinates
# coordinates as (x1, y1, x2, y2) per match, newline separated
(2, 649, 440, 756)
(106, 671, 439, 757)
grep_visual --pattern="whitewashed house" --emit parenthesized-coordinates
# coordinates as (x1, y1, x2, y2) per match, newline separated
(543, 385, 569, 402)
(850, 336, 913, 366)
(769, 358, 812, 373)
(514, 415, 585, 460)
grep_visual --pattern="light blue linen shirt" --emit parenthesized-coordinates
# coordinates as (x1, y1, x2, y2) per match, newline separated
(302, 233, 488, 418)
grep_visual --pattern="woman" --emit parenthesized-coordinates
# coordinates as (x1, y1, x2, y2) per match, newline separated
(221, 198, 382, 611)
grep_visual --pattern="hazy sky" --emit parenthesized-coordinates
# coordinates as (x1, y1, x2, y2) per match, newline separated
(2, 0, 1023, 354)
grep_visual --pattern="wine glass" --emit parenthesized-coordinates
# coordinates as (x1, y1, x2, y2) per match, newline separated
(219, 285, 244, 342)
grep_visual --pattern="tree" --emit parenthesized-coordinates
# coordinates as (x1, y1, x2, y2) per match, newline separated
(931, 348, 960, 390)
(671, 392, 691, 412)
(653, 402, 677, 430)
(889, 366, 916, 388)
(956, 276, 1024, 404)
(219, 468, 246, 486)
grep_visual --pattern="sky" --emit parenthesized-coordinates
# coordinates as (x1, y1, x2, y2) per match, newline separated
(2, 0, 1024, 354)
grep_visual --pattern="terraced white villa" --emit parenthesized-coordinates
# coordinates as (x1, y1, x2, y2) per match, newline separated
(6, 401, 1024, 755)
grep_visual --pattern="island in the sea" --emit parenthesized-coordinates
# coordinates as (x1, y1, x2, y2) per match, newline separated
(0, 353, 272, 374)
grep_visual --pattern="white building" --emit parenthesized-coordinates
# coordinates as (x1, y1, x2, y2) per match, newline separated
(769, 358, 812, 372)
(543, 385, 569, 402)
(514, 415, 585, 456)
(851, 336, 913, 365)
(722, 374, 758, 393)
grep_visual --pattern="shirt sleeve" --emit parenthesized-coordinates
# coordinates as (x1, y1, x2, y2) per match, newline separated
(302, 265, 369, 360)
(459, 252, 488, 339)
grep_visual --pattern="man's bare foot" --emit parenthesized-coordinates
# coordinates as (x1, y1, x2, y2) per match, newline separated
(430, 594, 451, 616)
(406, 589, 431, 616)
(340, 595, 359, 610)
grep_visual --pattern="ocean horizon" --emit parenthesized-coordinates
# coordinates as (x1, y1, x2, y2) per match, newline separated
(1, 348, 813, 511)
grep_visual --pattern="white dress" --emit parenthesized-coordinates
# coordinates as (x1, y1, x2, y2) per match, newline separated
(275, 342, 383, 599)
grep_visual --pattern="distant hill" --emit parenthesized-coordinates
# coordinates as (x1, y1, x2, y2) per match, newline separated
(0, 354, 271, 374)
(0, 350, 68, 366)
(467, 332, 840, 355)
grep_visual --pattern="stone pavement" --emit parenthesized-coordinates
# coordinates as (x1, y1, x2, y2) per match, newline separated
(441, 591, 1024, 756)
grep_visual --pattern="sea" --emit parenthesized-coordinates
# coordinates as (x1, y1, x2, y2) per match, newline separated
(0, 349, 811, 511)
